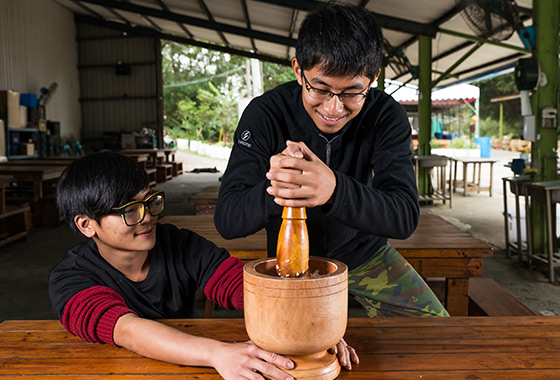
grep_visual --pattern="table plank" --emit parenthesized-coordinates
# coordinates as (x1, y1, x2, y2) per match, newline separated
(2, 317, 560, 379)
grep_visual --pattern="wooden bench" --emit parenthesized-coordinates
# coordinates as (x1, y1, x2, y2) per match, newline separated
(155, 164, 173, 182)
(145, 168, 156, 187)
(468, 278, 538, 316)
(33, 194, 61, 227)
(171, 161, 183, 176)
(0, 205, 32, 247)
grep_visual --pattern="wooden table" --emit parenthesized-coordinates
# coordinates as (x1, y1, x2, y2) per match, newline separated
(190, 186, 220, 215)
(160, 214, 493, 316)
(3, 159, 73, 167)
(120, 149, 165, 167)
(2, 317, 560, 379)
(0, 165, 64, 200)
(451, 157, 497, 196)
(118, 153, 150, 168)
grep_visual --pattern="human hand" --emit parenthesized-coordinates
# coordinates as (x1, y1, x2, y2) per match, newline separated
(266, 141, 336, 207)
(328, 338, 359, 371)
(212, 341, 294, 380)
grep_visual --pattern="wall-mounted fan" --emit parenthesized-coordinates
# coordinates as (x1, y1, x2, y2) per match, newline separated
(456, 0, 535, 50)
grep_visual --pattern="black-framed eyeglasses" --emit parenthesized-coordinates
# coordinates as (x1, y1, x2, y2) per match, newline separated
(301, 71, 373, 105)
(107, 190, 165, 226)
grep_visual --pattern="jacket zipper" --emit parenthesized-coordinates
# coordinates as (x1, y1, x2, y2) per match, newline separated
(318, 133, 341, 167)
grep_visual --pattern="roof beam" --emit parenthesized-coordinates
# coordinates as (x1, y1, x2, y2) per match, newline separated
(75, 14, 291, 66)
(240, 0, 258, 52)
(78, 0, 297, 47)
(254, 0, 437, 37)
(197, 0, 229, 46)
(156, 0, 193, 38)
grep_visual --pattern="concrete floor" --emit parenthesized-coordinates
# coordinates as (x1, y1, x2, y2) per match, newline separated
(1, 148, 559, 322)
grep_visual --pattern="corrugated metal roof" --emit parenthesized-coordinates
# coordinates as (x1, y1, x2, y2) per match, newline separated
(52, 0, 533, 89)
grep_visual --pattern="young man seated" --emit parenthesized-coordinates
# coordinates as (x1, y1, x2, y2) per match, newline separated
(49, 152, 357, 380)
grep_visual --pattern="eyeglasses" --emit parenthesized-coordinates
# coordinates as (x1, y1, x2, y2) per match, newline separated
(108, 190, 165, 226)
(301, 71, 372, 105)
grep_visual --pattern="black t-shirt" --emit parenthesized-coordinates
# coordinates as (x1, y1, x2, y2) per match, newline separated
(49, 223, 229, 319)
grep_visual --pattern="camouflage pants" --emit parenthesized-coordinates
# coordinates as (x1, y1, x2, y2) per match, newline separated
(348, 243, 449, 317)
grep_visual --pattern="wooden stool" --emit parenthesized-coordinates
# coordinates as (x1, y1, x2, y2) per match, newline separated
(145, 168, 157, 187)
(156, 164, 173, 182)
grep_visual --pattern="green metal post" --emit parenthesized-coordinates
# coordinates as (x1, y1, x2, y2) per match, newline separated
(531, 0, 559, 254)
(418, 35, 432, 196)
(377, 66, 385, 91)
(499, 103, 503, 149)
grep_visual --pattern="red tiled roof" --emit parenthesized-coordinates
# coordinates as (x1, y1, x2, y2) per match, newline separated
(399, 98, 476, 107)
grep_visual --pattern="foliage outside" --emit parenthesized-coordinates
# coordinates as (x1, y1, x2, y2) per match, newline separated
(162, 42, 523, 149)
(473, 72, 522, 139)
(162, 41, 294, 146)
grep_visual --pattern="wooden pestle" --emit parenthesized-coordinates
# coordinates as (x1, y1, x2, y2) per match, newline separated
(276, 206, 309, 277)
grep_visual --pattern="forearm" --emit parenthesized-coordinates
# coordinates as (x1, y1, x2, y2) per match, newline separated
(114, 313, 222, 368)
(113, 314, 295, 380)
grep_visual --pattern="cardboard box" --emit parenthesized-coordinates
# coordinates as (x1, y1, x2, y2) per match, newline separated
(121, 133, 136, 149)
(0, 90, 21, 128)
(20, 142, 35, 156)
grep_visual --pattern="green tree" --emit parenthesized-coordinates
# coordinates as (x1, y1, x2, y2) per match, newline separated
(473, 72, 522, 138)
(162, 41, 295, 145)
(262, 61, 294, 92)
(162, 42, 247, 140)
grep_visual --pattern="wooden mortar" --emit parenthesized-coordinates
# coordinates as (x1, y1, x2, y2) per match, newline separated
(244, 257, 348, 380)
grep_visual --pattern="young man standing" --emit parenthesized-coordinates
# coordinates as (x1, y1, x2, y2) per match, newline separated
(215, 4, 448, 319)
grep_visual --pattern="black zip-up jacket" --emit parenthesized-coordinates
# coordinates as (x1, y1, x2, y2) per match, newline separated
(214, 81, 419, 270)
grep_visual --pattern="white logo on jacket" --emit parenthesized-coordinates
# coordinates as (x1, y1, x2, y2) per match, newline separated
(238, 130, 252, 148)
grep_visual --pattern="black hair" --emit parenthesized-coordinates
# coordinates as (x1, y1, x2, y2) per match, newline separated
(295, 3, 384, 79)
(56, 151, 149, 232)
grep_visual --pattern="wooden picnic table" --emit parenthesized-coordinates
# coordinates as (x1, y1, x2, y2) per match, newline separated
(117, 152, 150, 168)
(2, 317, 560, 379)
(0, 165, 65, 200)
(160, 214, 493, 316)
(120, 149, 166, 167)
(190, 185, 220, 215)
(3, 159, 73, 167)
(451, 156, 497, 197)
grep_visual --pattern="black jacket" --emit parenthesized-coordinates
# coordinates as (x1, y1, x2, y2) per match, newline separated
(215, 81, 419, 270)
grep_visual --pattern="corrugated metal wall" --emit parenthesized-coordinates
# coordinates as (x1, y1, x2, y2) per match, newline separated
(77, 22, 160, 143)
(0, 0, 81, 141)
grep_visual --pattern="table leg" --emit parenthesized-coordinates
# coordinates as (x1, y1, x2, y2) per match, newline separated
(463, 162, 468, 197)
(503, 179, 511, 259)
(546, 190, 555, 283)
(453, 160, 457, 193)
(34, 180, 43, 200)
(525, 187, 533, 270)
(514, 184, 523, 265)
(476, 163, 482, 193)
(446, 278, 469, 316)
(489, 163, 494, 197)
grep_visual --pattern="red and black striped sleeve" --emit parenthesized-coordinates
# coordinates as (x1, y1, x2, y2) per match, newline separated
(61, 285, 137, 345)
